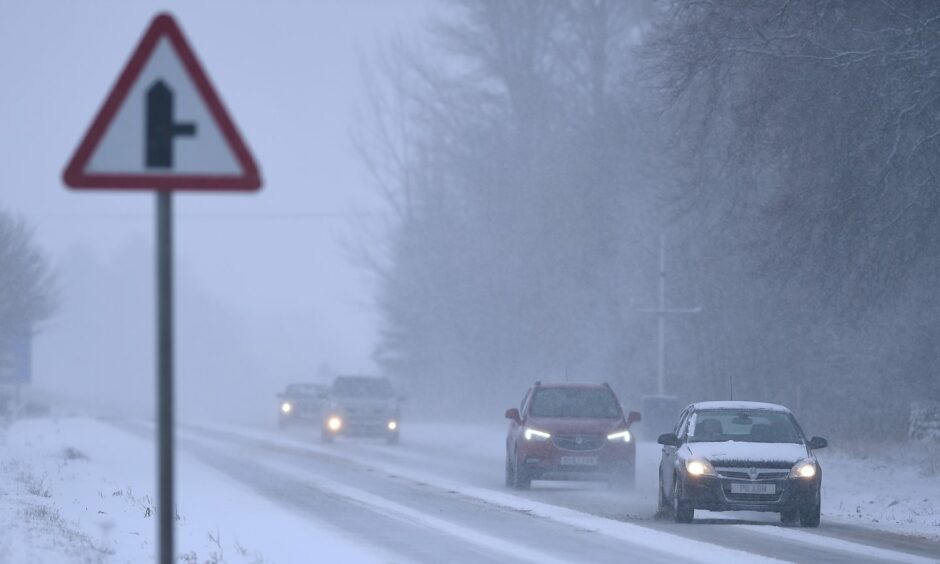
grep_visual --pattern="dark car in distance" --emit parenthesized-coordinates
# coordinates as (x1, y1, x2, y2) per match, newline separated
(277, 383, 329, 429)
(505, 382, 641, 490)
(657, 401, 828, 526)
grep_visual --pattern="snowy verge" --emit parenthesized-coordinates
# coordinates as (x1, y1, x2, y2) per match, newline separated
(0, 417, 393, 563)
(816, 446, 940, 540)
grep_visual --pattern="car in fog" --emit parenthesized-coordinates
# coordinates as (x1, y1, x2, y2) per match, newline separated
(657, 401, 828, 526)
(277, 383, 329, 429)
(322, 375, 401, 444)
(504, 382, 641, 489)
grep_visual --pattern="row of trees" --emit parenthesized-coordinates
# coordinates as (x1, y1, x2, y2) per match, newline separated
(646, 0, 940, 436)
(361, 0, 940, 435)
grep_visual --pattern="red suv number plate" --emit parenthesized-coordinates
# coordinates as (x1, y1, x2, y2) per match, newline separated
(561, 456, 598, 466)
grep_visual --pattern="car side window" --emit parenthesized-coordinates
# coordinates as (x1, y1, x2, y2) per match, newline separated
(520, 389, 532, 416)
(675, 408, 692, 439)
(789, 414, 809, 443)
(672, 408, 686, 436)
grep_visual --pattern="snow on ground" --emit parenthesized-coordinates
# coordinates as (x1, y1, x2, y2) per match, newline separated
(208, 420, 940, 542)
(2, 415, 938, 562)
(345, 421, 940, 541)
(251, 452, 782, 564)
(816, 446, 940, 540)
(0, 416, 392, 563)
(317, 421, 940, 542)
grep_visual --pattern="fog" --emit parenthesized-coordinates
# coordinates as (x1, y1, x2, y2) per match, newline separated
(3, 0, 938, 435)
(4, 2, 940, 562)
(350, 1, 940, 439)
(1, 0, 430, 423)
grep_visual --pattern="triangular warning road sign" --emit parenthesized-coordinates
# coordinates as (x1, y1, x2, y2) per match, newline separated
(64, 13, 261, 191)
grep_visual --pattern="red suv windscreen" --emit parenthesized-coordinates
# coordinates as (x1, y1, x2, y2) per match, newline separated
(529, 388, 621, 418)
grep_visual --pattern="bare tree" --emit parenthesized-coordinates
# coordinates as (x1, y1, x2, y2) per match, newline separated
(0, 208, 56, 365)
(643, 0, 940, 435)
(357, 1, 661, 416)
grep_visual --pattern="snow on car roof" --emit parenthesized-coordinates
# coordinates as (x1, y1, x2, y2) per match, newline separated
(536, 382, 610, 389)
(691, 401, 791, 413)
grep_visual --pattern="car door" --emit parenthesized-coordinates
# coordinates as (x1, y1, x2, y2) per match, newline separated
(661, 406, 691, 497)
(508, 388, 532, 455)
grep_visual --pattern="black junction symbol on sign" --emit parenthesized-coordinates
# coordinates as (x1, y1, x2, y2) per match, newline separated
(146, 80, 196, 169)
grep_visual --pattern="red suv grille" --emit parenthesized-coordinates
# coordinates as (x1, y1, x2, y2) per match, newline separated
(552, 435, 604, 451)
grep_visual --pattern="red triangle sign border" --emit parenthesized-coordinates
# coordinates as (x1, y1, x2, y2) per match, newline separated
(63, 13, 261, 191)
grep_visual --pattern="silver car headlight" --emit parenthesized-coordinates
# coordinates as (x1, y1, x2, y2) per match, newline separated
(789, 458, 817, 479)
(685, 458, 716, 477)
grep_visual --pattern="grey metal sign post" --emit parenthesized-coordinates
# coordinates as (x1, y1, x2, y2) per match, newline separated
(63, 14, 261, 564)
(156, 191, 175, 562)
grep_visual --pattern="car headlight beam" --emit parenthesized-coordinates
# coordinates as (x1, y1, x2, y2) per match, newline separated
(327, 416, 342, 432)
(607, 430, 632, 443)
(280, 402, 292, 414)
(685, 458, 716, 477)
(789, 459, 817, 479)
(524, 427, 551, 441)
(387, 420, 398, 431)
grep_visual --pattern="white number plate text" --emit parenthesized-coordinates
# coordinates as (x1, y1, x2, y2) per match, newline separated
(730, 483, 775, 495)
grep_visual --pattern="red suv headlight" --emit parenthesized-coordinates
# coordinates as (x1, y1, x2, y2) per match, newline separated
(523, 427, 551, 441)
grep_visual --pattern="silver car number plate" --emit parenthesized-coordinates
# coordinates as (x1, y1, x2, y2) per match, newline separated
(730, 483, 775, 495)
(561, 456, 598, 466)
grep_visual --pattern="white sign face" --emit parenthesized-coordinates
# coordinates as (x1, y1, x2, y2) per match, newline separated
(87, 38, 241, 176)
(64, 14, 260, 191)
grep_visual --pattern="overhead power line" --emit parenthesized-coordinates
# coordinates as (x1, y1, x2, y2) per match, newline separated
(29, 211, 389, 222)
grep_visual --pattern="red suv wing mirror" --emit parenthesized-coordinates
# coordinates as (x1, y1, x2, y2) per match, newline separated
(505, 408, 522, 423)
(626, 411, 642, 425)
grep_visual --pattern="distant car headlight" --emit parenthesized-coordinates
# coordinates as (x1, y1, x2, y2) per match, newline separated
(607, 430, 632, 443)
(280, 402, 292, 414)
(327, 416, 342, 431)
(524, 427, 551, 441)
(685, 458, 716, 477)
(387, 420, 398, 431)
(789, 459, 817, 479)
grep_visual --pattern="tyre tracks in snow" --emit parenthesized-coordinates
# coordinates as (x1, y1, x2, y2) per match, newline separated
(114, 419, 779, 563)
(114, 420, 938, 563)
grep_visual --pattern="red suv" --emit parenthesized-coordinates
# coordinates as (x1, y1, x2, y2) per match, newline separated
(505, 382, 641, 489)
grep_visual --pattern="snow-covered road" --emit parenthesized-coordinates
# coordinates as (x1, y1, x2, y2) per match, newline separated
(139, 421, 766, 563)
(165, 421, 940, 563)
(2, 417, 938, 563)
